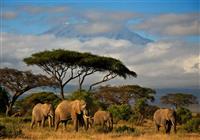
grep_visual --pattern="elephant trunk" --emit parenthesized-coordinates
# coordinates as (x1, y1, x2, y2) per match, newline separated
(170, 118, 176, 133)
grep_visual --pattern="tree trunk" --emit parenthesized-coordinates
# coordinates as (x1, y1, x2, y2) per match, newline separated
(6, 104, 12, 116)
(60, 85, 65, 100)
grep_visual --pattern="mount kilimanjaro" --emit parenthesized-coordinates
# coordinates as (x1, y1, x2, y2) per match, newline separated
(42, 24, 152, 45)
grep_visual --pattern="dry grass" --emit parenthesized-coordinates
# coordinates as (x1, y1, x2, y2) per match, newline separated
(2, 118, 200, 140)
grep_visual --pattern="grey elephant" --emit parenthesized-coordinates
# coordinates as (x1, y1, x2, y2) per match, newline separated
(87, 110, 113, 131)
(31, 103, 54, 128)
(153, 108, 176, 134)
(54, 99, 88, 131)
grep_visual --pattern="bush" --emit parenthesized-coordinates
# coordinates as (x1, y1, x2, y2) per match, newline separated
(108, 104, 132, 122)
(115, 125, 135, 133)
(0, 118, 23, 138)
(176, 107, 192, 124)
(183, 118, 200, 132)
(16, 92, 61, 116)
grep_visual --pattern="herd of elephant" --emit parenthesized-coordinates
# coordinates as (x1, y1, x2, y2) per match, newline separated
(31, 99, 176, 134)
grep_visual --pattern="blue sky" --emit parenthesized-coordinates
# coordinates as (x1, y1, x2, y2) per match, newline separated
(1, 0, 199, 36)
(1, 0, 199, 88)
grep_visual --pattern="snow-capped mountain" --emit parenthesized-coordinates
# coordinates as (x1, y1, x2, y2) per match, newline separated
(42, 24, 152, 45)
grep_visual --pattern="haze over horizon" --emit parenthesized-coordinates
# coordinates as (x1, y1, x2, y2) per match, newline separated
(1, 0, 199, 89)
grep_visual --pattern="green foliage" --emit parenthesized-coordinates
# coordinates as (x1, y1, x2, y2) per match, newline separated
(108, 104, 132, 122)
(16, 92, 61, 116)
(115, 125, 135, 133)
(0, 117, 23, 138)
(0, 86, 9, 113)
(183, 118, 200, 132)
(145, 105, 159, 119)
(129, 99, 159, 125)
(134, 98, 148, 114)
(176, 107, 192, 124)
(95, 85, 156, 105)
(160, 93, 198, 109)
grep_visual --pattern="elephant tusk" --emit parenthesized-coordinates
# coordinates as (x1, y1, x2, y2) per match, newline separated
(171, 121, 175, 126)
(84, 115, 91, 119)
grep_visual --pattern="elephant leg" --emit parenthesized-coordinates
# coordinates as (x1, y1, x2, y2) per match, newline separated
(48, 117, 51, 128)
(62, 121, 67, 130)
(173, 124, 177, 134)
(164, 124, 167, 133)
(102, 121, 106, 130)
(156, 124, 160, 132)
(73, 118, 78, 132)
(80, 116, 87, 131)
(164, 121, 170, 134)
(55, 121, 60, 131)
(31, 120, 35, 129)
(166, 121, 172, 134)
(41, 118, 45, 128)
(54, 114, 60, 131)
(38, 121, 41, 127)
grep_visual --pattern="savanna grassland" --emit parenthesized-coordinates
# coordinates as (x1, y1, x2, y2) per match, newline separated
(1, 117, 200, 140)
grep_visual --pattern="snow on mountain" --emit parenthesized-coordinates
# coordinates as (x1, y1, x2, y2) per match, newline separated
(42, 24, 152, 45)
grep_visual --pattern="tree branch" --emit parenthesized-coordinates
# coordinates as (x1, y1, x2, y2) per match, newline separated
(88, 72, 117, 91)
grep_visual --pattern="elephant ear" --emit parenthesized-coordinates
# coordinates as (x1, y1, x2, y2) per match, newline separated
(80, 100, 86, 110)
(72, 100, 81, 115)
(42, 104, 49, 116)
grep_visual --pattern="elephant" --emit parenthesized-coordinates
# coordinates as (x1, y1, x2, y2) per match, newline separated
(153, 108, 176, 134)
(31, 103, 54, 128)
(54, 99, 88, 131)
(86, 110, 113, 131)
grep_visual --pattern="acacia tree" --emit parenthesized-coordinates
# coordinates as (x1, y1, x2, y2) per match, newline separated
(24, 49, 84, 99)
(78, 53, 137, 91)
(87, 57, 137, 91)
(0, 68, 57, 116)
(94, 85, 156, 105)
(24, 49, 137, 99)
(160, 93, 199, 109)
(0, 86, 9, 113)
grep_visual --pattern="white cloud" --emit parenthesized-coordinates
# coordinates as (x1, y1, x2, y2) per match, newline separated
(144, 41, 171, 57)
(132, 13, 200, 36)
(1, 33, 199, 88)
(183, 55, 200, 73)
(83, 10, 138, 22)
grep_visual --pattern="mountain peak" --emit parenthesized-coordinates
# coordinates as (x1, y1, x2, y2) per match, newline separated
(42, 24, 152, 45)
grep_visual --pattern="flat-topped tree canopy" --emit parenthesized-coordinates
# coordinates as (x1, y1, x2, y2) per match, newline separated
(24, 49, 137, 96)
(24, 49, 83, 67)
(78, 53, 137, 77)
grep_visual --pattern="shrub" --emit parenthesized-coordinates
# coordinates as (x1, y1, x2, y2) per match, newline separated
(108, 104, 132, 122)
(183, 118, 200, 132)
(16, 92, 61, 116)
(0, 118, 23, 138)
(115, 125, 135, 133)
(176, 107, 192, 124)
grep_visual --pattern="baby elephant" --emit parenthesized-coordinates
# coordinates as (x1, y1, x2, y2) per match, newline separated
(153, 108, 176, 134)
(31, 103, 54, 128)
(91, 110, 113, 131)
